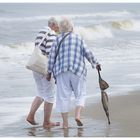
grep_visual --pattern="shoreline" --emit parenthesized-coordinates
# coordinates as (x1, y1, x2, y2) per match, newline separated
(0, 90, 140, 137)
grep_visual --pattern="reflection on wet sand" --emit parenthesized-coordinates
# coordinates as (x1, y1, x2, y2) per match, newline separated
(77, 128, 84, 137)
(26, 126, 84, 137)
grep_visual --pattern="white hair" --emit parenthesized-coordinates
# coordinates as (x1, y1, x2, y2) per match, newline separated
(48, 17, 58, 26)
(59, 17, 73, 33)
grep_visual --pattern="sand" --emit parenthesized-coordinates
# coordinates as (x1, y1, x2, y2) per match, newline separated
(83, 90, 140, 137)
(0, 90, 140, 137)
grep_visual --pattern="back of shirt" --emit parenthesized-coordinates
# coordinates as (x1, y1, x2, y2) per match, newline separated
(35, 26, 56, 55)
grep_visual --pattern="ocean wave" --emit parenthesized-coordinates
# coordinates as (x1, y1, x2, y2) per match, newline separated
(0, 10, 131, 23)
(111, 20, 133, 29)
(0, 42, 34, 59)
(0, 42, 35, 66)
(110, 19, 140, 31)
(74, 25, 113, 41)
(0, 42, 34, 50)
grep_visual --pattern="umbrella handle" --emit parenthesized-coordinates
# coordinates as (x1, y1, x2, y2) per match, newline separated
(97, 69, 102, 80)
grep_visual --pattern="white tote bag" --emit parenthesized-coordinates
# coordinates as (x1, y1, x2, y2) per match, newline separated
(26, 29, 50, 76)
(26, 47, 48, 75)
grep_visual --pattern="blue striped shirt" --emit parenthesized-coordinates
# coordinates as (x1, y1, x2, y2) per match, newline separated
(48, 32, 99, 78)
(35, 27, 56, 55)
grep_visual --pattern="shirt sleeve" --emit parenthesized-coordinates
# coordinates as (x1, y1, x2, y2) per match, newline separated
(82, 39, 99, 68)
(47, 39, 57, 73)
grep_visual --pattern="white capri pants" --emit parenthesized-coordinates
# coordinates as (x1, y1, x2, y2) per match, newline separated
(56, 71, 86, 113)
(33, 71, 55, 103)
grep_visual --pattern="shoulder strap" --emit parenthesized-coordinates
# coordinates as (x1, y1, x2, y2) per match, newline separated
(37, 27, 51, 47)
(52, 32, 71, 80)
(54, 32, 71, 62)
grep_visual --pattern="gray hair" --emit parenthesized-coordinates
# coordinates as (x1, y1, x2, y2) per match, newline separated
(48, 17, 58, 26)
(59, 17, 73, 33)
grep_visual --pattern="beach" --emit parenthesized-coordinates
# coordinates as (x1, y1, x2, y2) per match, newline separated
(0, 90, 140, 137)
(0, 3, 140, 137)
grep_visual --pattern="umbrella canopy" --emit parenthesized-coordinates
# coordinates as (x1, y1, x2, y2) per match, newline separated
(101, 91, 110, 125)
(98, 70, 109, 90)
(97, 69, 110, 125)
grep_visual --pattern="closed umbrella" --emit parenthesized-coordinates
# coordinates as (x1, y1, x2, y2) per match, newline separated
(97, 69, 110, 125)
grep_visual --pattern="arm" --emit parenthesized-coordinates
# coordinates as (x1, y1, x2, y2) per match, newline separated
(46, 39, 57, 80)
(82, 40, 101, 70)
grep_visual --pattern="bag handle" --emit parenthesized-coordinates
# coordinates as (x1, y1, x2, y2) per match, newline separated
(37, 28, 51, 48)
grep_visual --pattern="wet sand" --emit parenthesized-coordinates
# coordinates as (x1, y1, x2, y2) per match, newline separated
(83, 90, 140, 137)
(0, 90, 140, 137)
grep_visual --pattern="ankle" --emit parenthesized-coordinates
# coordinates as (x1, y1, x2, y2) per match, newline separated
(43, 119, 51, 125)
(27, 115, 34, 120)
(75, 116, 81, 120)
(63, 121, 68, 128)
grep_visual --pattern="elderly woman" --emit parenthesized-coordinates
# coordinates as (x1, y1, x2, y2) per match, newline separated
(47, 17, 101, 128)
(26, 17, 60, 128)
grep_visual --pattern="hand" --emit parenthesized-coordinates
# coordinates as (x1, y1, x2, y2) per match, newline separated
(96, 64, 101, 71)
(46, 73, 51, 81)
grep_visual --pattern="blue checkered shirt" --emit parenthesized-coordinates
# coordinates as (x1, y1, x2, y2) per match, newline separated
(47, 32, 99, 78)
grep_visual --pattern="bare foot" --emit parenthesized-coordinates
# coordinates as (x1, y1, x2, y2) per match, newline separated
(43, 122, 60, 128)
(26, 117, 38, 125)
(75, 119, 83, 126)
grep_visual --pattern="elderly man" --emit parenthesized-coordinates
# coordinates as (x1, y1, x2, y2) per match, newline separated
(26, 17, 60, 128)
(47, 17, 101, 128)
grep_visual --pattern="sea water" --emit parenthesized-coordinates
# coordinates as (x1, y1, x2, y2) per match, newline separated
(0, 3, 140, 131)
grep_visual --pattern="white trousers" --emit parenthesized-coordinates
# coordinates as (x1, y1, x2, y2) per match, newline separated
(56, 71, 86, 113)
(33, 71, 55, 103)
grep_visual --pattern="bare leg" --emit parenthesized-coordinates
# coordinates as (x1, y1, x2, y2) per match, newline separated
(61, 112, 69, 129)
(43, 101, 60, 128)
(26, 96, 43, 125)
(43, 101, 53, 127)
(75, 106, 83, 126)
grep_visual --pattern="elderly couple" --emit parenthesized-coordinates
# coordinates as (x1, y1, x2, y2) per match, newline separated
(26, 17, 101, 129)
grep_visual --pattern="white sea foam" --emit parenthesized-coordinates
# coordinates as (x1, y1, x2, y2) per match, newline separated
(128, 20, 140, 32)
(74, 25, 113, 41)
(0, 42, 34, 58)
(0, 42, 34, 67)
